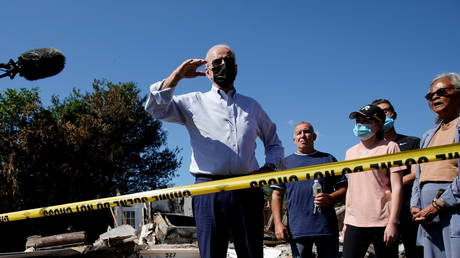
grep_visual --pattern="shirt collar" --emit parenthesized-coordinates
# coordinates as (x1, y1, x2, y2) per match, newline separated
(210, 85, 236, 99)
(294, 150, 318, 156)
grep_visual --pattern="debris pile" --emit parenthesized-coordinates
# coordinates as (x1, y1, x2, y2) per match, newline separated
(151, 213, 196, 245)
(0, 199, 355, 257)
(25, 231, 86, 252)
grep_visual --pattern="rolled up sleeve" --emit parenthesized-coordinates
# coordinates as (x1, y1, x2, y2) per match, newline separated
(410, 164, 422, 208)
(144, 81, 186, 124)
(440, 175, 460, 207)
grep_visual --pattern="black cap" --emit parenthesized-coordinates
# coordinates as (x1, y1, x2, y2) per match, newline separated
(349, 104, 385, 124)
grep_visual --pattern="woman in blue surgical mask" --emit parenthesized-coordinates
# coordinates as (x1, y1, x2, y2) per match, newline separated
(342, 104, 404, 258)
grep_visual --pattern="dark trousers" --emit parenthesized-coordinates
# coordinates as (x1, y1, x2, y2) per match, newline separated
(193, 176, 264, 258)
(343, 224, 398, 258)
(399, 204, 423, 258)
(290, 235, 339, 258)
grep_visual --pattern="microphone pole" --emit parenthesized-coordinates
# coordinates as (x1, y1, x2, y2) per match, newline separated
(0, 59, 20, 79)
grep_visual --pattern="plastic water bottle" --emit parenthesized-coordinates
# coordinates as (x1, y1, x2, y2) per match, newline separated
(312, 179, 322, 214)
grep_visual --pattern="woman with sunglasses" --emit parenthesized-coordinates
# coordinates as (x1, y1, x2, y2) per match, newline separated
(410, 72, 460, 258)
(342, 104, 404, 258)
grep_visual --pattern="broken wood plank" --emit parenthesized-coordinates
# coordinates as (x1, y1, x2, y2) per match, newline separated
(25, 232, 86, 249)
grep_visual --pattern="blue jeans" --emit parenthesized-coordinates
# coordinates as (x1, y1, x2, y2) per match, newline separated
(290, 235, 339, 258)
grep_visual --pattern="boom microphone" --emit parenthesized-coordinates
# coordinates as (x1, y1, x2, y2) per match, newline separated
(0, 48, 65, 81)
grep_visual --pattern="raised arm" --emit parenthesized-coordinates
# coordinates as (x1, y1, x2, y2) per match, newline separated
(161, 59, 207, 90)
(145, 59, 206, 124)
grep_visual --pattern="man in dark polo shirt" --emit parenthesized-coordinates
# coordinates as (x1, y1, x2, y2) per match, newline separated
(372, 98, 421, 258)
(271, 121, 347, 258)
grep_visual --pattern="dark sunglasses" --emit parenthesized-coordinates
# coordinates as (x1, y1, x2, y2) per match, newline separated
(211, 56, 235, 67)
(424, 87, 454, 101)
(356, 117, 377, 124)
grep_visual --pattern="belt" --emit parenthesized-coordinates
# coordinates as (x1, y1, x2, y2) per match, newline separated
(194, 174, 246, 180)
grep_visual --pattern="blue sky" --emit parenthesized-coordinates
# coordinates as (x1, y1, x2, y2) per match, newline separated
(2, 1, 460, 188)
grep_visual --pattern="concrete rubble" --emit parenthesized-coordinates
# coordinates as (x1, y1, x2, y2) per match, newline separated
(152, 213, 196, 244)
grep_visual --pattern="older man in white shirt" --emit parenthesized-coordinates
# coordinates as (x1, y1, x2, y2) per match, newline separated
(145, 44, 284, 258)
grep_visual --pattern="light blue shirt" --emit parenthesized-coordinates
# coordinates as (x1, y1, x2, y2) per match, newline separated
(410, 118, 460, 208)
(145, 81, 284, 176)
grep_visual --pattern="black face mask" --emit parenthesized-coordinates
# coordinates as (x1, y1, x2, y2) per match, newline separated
(212, 63, 237, 89)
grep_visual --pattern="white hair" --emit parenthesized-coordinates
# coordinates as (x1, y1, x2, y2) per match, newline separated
(205, 44, 236, 63)
(431, 72, 460, 92)
(293, 121, 315, 137)
(431, 72, 460, 123)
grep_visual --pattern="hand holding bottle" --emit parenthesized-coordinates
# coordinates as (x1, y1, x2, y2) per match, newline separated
(312, 179, 323, 214)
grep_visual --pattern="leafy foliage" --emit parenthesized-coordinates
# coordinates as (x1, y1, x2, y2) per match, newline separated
(0, 81, 181, 212)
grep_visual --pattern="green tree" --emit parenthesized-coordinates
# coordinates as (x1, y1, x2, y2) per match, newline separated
(0, 80, 181, 212)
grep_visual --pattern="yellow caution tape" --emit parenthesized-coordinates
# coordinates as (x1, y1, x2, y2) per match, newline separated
(0, 143, 459, 223)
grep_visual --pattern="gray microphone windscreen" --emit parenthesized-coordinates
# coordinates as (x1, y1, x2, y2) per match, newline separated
(18, 48, 66, 81)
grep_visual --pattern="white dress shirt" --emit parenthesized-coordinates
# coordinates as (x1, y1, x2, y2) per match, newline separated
(145, 81, 284, 176)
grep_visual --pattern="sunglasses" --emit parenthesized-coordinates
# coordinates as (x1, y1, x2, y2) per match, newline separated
(424, 87, 454, 101)
(210, 56, 235, 68)
(356, 117, 377, 124)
